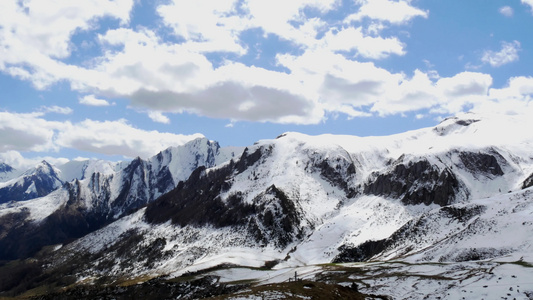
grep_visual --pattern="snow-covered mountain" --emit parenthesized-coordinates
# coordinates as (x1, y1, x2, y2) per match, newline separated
(0, 162, 17, 182)
(56, 159, 121, 182)
(0, 160, 63, 204)
(2, 113, 533, 299)
(0, 137, 242, 260)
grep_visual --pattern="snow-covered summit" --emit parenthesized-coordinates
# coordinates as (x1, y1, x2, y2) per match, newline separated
(3, 113, 533, 299)
(57, 159, 120, 182)
(0, 162, 16, 182)
(45, 112, 533, 284)
(0, 137, 243, 260)
(0, 160, 63, 204)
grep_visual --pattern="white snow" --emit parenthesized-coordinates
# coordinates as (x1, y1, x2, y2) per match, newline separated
(5, 112, 533, 300)
(0, 188, 70, 221)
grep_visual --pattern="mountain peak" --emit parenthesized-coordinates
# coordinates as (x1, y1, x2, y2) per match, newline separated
(34, 160, 58, 175)
(0, 162, 14, 174)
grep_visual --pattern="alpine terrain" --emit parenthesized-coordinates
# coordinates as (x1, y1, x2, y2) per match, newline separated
(1, 112, 533, 299)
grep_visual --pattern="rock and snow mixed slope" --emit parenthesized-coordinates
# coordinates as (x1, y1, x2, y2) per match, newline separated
(38, 113, 533, 282)
(2, 112, 533, 299)
(0, 161, 63, 204)
(0, 137, 242, 260)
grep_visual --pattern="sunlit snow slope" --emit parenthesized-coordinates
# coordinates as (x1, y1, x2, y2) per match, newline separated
(42, 112, 533, 285)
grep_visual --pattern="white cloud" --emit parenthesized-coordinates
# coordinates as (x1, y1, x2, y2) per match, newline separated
(0, 111, 204, 160)
(55, 119, 204, 158)
(79, 95, 111, 106)
(0, 0, 427, 126)
(321, 27, 405, 59)
(523, 0, 533, 13)
(41, 106, 73, 115)
(157, 0, 249, 54)
(489, 76, 533, 101)
(243, 0, 337, 47)
(481, 40, 521, 67)
(346, 0, 428, 24)
(3, 0, 524, 130)
(0, 150, 69, 171)
(437, 72, 492, 97)
(434, 71, 493, 113)
(0, 0, 133, 69)
(499, 6, 514, 17)
(148, 111, 171, 124)
(0, 112, 59, 152)
(278, 48, 497, 117)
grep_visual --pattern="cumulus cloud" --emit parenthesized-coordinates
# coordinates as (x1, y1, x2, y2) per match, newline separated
(148, 111, 171, 124)
(0, 0, 133, 80)
(157, 0, 249, 54)
(0, 0, 434, 127)
(0, 112, 59, 152)
(489, 76, 533, 101)
(41, 106, 73, 115)
(55, 119, 204, 158)
(0, 0, 528, 132)
(523, 0, 533, 13)
(321, 27, 406, 59)
(499, 6, 514, 17)
(0, 111, 204, 159)
(79, 95, 111, 106)
(0, 150, 69, 171)
(346, 0, 428, 24)
(481, 40, 521, 67)
(276, 49, 498, 118)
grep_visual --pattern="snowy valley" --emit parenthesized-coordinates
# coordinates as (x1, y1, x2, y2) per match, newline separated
(1, 113, 533, 299)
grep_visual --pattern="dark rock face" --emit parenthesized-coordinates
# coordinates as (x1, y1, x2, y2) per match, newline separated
(235, 147, 265, 174)
(0, 188, 111, 260)
(521, 173, 533, 189)
(363, 159, 460, 206)
(146, 146, 305, 248)
(458, 151, 505, 177)
(454, 118, 480, 126)
(305, 150, 357, 198)
(432, 116, 480, 136)
(333, 240, 387, 263)
(249, 185, 305, 248)
(440, 205, 486, 222)
(145, 164, 256, 228)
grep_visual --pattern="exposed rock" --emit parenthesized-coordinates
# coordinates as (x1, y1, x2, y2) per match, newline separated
(363, 158, 460, 206)
(458, 150, 505, 177)
(521, 172, 533, 189)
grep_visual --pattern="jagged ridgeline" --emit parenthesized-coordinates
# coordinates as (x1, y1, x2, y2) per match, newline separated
(2, 113, 533, 299)
(0, 137, 241, 260)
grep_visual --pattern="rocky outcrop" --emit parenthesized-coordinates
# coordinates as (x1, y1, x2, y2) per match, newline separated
(458, 151, 505, 177)
(363, 158, 460, 206)
(521, 173, 533, 189)
(0, 140, 239, 260)
(145, 157, 305, 248)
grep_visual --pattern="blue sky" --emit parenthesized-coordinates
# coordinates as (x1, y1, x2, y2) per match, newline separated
(1, 0, 533, 168)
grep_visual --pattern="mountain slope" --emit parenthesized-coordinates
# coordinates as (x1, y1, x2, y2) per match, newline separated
(30, 113, 531, 282)
(0, 137, 242, 260)
(0, 161, 63, 204)
(2, 113, 533, 299)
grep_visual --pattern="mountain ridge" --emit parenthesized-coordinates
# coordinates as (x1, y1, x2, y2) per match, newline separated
(0, 137, 243, 260)
(1, 112, 533, 299)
